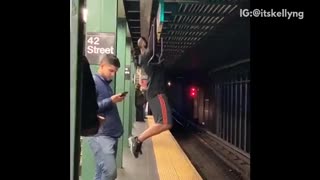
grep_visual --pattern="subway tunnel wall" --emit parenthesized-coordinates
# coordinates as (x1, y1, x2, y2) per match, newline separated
(167, 60, 250, 154)
(209, 62, 250, 153)
(166, 71, 210, 126)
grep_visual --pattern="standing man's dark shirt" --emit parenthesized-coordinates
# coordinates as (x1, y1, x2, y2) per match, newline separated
(93, 74, 123, 138)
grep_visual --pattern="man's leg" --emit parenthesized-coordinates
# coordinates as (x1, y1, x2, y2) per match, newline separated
(88, 137, 103, 180)
(139, 94, 173, 142)
(113, 140, 118, 179)
(136, 105, 143, 122)
(135, 105, 140, 121)
(143, 103, 147, 120)
(137, 123, 171, 141)
(138, 105, 145, 121)
(95, 136, 118, 180)
(129, 94, 172, 158)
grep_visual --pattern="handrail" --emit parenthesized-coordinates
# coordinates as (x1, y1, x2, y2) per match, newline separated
(171, 109, 187, 122)
(171, 108, 202, 131)
(172, 114, 184, 127)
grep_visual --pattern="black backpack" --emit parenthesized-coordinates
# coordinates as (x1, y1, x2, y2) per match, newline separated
(78, 55, 99, 136)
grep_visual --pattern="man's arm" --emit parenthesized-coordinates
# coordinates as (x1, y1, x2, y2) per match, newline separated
(147, 24, 154, 53)
(139, 32, 154, 65)
(96, 93, 126, 113)
(145, 23, 165, 66)
(93, 76, 115, 113)
(97, 97, 113, 113)
(147, 23, 155, 59)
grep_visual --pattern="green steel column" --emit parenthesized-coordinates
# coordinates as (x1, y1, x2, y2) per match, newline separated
(86, 0, 117, 90)
(122, 37, 132, 148)
(70, 0, 79, 179)
(81, 0, 118, 180)
(115, 18, 127, 167)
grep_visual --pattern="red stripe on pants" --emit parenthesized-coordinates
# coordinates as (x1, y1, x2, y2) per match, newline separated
(157, 94, 168, 124)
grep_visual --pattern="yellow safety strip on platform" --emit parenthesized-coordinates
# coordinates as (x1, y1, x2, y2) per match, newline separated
(146, 116, 203, 180)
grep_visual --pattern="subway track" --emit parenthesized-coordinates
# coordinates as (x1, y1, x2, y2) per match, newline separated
(172, 128, 250, 180)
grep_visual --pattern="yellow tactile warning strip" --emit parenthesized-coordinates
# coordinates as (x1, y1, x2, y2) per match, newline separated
(146, 116, 203, 180)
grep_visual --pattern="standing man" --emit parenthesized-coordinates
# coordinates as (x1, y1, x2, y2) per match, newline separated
(88, 54, 126, 180)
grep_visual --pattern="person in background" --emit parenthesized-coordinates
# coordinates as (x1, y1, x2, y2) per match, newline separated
(135, 84, 147, 122)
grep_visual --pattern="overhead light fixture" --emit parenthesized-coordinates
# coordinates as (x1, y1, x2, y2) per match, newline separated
(82, 8, 88, 23)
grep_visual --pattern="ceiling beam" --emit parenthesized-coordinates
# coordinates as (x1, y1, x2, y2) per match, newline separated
(140, 0, 153, 38)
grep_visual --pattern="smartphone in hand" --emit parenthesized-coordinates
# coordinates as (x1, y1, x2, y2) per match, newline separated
(120, 91, 128, 97)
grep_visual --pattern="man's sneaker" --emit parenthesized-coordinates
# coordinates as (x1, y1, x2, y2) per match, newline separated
(128, 136, 142, 158)
(137, 141, 143, 155)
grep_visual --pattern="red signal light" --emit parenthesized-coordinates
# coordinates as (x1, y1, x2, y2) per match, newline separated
(190, 86, 197, 98)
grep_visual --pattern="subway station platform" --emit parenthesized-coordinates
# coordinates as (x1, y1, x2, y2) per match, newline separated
(80, 116, 202, 180)
(117, 116, 202, 180)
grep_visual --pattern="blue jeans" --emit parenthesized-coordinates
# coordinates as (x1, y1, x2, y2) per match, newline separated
(88, 136, 118, 180)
